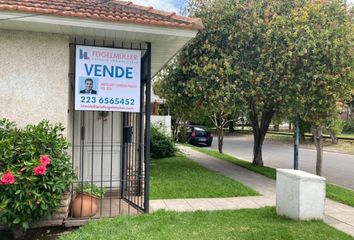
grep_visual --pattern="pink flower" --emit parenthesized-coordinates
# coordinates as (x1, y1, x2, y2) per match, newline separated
(40, 155, 51, 166)
(1, 171, 15, 185)
(33, 165, 47, 176)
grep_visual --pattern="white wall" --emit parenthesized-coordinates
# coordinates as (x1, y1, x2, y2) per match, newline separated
(0, 30, 70, 135)
(151, 115, 172, 136)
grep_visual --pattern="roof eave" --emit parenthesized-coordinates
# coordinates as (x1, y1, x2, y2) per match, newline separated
(0, 11, 200, 37)
(0, 6, 203, 31)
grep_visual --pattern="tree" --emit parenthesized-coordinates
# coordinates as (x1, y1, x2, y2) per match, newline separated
(154, 53, 239, 153)
(209, 0, 352, 168)
(204, 0, 307, 166)
(282, 0, 353, 175)
(326, 117, 345, 144)
(154, 65, 193, 141)
(157, 0, 352, 168)
(155, 0, 243, 153)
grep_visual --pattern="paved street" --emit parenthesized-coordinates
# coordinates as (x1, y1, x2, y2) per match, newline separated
(209, 135, 354, 190)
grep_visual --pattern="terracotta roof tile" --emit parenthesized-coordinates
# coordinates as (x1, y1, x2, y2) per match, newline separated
(0, 0, 203, 30)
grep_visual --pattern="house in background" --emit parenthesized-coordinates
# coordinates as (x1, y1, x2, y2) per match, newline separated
(0, 0, 202, 226)
(151, 87, 172, 136)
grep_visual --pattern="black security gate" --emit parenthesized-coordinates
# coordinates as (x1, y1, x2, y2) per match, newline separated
(68, 39, 151, 220)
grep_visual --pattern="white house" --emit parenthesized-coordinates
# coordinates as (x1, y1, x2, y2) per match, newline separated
(0, 0, 202, 222)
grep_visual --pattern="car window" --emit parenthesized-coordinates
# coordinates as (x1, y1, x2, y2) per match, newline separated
(193, 127, 206, 131)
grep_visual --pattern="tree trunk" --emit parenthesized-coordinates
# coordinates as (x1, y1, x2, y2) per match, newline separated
(248, 102, 275, 166)
(218, 127, 224, 153)
(209, 114, 225, 154)
(241, 117, 245, 130)
(312, 126, 323, 176)
(273, 124, 279, 131)
(252, 130, 265, 166)
(171, 118, 179, 141)
(228, 120, 235, 133)
(299, 132, 306, 143)
(289, 122, 292, 131)
(328, 128, 338, 144)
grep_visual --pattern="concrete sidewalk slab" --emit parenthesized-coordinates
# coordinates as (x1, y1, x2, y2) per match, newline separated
(150, 196, 275, 212)
(325, 199, 354, 236)
(179, 146, 276, 196)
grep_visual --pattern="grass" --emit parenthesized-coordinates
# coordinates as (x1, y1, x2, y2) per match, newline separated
(265, 134, 354, 155)
(229, 128, 354, 154)
(59, 207, 353, 240)
(191, 147, 276, 179)
(190, 146, 354, 208)
(150, 155, 258, 199)
(234, 128, 354, 139)
(326, 184, 354, 207)
(339, 133, 354, 138)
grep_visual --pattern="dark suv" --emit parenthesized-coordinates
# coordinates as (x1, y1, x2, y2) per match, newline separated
(187, 125, 213, 147)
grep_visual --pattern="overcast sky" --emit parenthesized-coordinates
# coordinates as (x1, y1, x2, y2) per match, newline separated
(130, 0, 185, 13)
(130, 0, 353, 13)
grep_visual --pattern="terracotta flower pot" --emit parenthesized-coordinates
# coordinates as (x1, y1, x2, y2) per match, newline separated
(71, 194, 99, 218)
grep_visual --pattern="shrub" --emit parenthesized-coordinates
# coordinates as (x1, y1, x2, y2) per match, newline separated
(176, 124, 189, 143)
(150, 126, 176, 159)
(76, 183, 106, 199)
(0, 119, 73, 230)
(343, 119, 354, 133)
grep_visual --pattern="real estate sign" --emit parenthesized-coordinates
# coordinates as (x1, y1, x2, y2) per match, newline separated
(75, 45, 141, 112)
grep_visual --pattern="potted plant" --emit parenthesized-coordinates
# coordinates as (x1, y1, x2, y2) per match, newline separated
(71, 183, 106, 218)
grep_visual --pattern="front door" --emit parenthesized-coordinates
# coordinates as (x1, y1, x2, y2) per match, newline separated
(74, 111, 122, 188)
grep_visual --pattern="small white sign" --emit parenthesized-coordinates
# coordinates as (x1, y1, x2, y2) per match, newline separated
(75, 45, 141, 112)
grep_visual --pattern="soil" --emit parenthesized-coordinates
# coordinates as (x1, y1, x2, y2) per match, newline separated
(0, 227, 78, 240)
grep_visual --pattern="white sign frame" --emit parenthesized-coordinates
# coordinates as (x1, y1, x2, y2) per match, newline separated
(75, 45, 141, 112)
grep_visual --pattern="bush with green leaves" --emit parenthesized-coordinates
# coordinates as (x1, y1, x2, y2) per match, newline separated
(176, 124, 189, 143)
(343, 119, 354, 134)
(76, 183, 106, 199)
(0, 119, 73, 230)
(150, 126, 176, 159)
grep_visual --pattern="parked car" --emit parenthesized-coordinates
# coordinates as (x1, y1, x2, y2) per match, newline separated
(187, 125, 213, 146)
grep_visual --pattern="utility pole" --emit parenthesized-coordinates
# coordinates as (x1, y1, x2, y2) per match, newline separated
(294, 114, 299, 169)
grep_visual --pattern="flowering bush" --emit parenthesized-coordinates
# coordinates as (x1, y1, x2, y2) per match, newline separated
(0, 119, 73, 229)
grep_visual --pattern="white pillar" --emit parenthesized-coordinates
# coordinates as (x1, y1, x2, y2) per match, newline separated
(276, 169, 326, 220)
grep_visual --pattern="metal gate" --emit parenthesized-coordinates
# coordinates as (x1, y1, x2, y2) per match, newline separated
(68, 39, 151, 219)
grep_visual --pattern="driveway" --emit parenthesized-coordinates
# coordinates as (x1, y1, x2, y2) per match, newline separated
(209, 135, 354, 190)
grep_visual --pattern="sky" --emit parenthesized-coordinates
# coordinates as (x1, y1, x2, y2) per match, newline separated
(130, 0, 185, 14)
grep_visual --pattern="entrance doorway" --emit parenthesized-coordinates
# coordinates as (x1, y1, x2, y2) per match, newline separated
(73, 111, 122, 188)
(68, 40, 151, 220)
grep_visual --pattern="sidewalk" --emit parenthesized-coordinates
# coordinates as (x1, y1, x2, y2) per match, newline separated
(150, 146, 354, 237)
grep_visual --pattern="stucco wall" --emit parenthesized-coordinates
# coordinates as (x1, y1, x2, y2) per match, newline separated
(0, 30, 70, 135)
(151, 115, 172, 136)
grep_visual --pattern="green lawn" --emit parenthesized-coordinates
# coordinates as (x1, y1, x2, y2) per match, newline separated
(338, 133, 354, 138)
(59, 207, 353, 240)
(150, 155, 258, 199)
(191, 146, 354, 208)
(265, 134, 354, 155)
(326, 184, 354, 207)
(192, 147, 276, 179)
